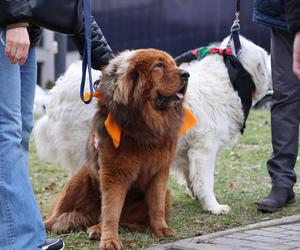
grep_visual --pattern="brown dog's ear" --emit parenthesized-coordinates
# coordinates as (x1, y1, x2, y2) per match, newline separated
(102, 50, 135, 105)
(113, 72, 134, 105)
(132, 73, 147, 104)
(114, 69, 148, 106)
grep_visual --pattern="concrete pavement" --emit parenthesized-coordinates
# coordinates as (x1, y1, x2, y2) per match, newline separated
(147, 215, 300, 250)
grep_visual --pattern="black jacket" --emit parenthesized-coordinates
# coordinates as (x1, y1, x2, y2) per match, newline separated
(286, 0, 300, 35)
(253, 0, 287, 31)
(0, 0, 113, 69)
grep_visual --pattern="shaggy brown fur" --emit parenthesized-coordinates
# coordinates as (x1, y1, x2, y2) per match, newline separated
(44, 49, 189, 250)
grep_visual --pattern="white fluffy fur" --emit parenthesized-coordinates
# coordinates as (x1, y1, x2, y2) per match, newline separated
(34, 37, 270, 214)
(34, 61, 99, 173)
(34, 85, 49, 117)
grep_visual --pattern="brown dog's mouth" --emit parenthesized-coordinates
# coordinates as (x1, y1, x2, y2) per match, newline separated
(176, 81, 188, 99)
(156, 81, 188, 110)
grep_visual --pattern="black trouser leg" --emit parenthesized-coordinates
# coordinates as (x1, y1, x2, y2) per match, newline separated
(267, 28, 300, 189)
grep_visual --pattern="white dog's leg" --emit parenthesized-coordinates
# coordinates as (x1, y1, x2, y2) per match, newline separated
(172, 160, 194, 198)
(187, 144, 230, 215)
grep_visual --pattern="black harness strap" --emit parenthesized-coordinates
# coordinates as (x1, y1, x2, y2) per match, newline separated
(223, 54, 256, 134)
(225, 0, 257, 133)
(175, 50, 198, 66)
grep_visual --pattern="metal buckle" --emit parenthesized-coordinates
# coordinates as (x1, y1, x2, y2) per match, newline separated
(231, 12, 240, 32)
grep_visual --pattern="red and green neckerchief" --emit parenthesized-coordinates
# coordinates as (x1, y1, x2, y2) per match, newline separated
(191, 46, 233, 61)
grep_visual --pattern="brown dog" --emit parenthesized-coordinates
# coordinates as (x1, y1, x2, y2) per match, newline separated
(44, 49, 190, 250)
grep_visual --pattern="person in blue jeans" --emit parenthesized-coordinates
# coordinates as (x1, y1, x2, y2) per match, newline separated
(0, 1, 113, 249)
(253, 0, 300, 213)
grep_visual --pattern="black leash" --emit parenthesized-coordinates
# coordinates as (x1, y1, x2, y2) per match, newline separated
(174, 50, 198, 66)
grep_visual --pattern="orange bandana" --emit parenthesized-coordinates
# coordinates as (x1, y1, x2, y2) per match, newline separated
(84, 92, 197, 148)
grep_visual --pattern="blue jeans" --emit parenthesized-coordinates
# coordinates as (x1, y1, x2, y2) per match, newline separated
(0, 27, 46, 249)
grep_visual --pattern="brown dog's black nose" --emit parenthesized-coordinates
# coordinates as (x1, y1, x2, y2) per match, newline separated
(180, 70, 190, 80)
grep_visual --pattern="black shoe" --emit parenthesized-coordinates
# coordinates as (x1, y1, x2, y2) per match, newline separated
(257, 187, 295, 213)
(39, 239, 64, 250)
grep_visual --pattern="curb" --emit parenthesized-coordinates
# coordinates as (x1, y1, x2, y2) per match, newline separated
(147, 214, 300, 249)
(192, 214, 300, 243)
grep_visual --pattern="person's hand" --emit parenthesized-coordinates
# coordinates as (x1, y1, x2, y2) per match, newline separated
(5, 26, 30, 65)
(293, 31, 300, 80)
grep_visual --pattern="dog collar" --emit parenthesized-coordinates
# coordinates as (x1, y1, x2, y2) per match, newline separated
(192, 46, 233, 60)
(174, 46, 233, 65)
(84, 91, 197, 148)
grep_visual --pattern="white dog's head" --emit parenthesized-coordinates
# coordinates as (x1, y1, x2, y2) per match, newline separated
(221, 36, 271, 102)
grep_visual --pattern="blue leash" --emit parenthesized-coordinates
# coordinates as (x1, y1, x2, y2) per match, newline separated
(80, 0, 93, 104)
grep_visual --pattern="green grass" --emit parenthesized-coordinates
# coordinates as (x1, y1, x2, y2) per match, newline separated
(29, 109, 300, 250)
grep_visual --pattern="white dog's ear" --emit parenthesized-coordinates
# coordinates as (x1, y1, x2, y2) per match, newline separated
(252, 50, 270, 101)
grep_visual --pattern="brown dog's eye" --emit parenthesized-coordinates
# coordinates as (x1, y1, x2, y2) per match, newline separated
(154, 62, 164, 68)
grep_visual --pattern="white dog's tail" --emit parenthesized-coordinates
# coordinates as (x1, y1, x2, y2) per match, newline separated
(34, 115, 58, 162)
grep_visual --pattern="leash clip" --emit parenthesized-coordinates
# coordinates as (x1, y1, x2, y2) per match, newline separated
(231, 12, 240, 32)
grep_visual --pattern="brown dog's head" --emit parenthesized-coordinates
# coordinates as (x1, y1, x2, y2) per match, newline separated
(98, 49, 189, 145)
(101, 49, 189, 109)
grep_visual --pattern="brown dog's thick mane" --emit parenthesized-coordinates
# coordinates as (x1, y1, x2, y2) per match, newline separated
(94, 96, 183, 149)
(114, 103, 183, 147)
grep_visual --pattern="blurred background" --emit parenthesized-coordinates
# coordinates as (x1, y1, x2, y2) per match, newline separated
(37, 0, 270, 88)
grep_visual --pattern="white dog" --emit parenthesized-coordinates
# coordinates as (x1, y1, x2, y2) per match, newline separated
(34, 36, 270, 215)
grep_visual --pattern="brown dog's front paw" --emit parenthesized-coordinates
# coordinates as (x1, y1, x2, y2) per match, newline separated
(151, 227, 176, 237)
(87, 224, 102, 240)
(100, 238, 124, 250)
(44, 219, 69, 234)
(44, 219, 55, 231)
